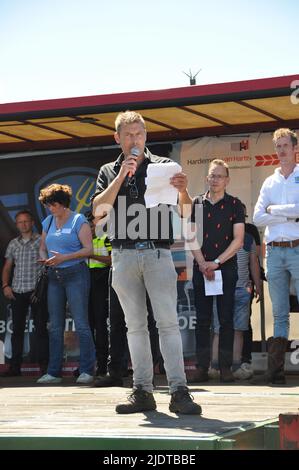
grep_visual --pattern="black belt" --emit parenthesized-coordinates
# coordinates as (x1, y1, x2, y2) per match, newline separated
(112, 241, 170, 250)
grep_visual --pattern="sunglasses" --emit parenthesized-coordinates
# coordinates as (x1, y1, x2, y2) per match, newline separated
(128, 176, 139, 199)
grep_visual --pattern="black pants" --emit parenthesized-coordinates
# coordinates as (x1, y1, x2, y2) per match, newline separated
(192, 264, 238, 370)
(11, 291, 49, 370)
(89, 267, 110, 374)
(107, 269, 161, 377)
(242, 290, 254, 363)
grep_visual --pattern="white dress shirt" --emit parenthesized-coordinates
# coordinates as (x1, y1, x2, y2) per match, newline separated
(253, 164, 299, 243)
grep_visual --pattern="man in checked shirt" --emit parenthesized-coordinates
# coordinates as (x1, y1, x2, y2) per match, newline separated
(1, 210, 49, 376)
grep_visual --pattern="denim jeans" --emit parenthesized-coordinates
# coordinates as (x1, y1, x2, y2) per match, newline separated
(266, 245, 299, 338)
(111, 248, 186, 393)
(47, 262, 95, 377)
(213, 287, 251, 333)
(192, 263, 238, 370)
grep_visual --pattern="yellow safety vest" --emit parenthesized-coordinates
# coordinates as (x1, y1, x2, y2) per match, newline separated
(88, 236, 111, 269)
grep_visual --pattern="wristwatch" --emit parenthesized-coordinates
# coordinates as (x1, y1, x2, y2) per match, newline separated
(213, 258, 221, 267)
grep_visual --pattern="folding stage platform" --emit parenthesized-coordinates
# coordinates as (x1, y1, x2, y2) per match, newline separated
(0, 375, 298, 450)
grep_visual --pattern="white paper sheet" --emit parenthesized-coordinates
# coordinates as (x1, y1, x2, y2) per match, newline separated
(144, 162, 182, 208)
(204, 270, 223, 296)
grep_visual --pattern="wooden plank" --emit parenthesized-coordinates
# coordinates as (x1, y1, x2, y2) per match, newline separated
(0, 376, 299, 442)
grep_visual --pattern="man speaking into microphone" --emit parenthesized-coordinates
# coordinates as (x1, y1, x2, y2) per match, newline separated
(91, 111, 202, 415)
(124, 145, 139, 186)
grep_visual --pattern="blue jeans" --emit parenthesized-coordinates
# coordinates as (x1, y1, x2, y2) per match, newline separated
(111, 248, 187, 393)
(213, 287, 251, 333)
(47, 262, 95, 377)
(266, 245, 299, 339)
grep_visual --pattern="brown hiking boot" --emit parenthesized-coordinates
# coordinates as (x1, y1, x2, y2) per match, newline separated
(115, 386, 157, 414)
(169, 386, 202, 415)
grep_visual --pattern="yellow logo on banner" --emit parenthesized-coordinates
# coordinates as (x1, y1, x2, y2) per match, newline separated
(75, 177, 95, 213)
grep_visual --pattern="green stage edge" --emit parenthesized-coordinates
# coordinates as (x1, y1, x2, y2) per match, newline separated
(0, 419, 280, 450)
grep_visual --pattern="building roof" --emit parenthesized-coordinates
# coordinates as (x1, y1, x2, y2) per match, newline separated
(0, 74, 298, 154)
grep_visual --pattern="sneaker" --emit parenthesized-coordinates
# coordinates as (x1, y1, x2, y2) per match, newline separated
(76, 373, 94, 384)
(94, 374, 123, 388)
(169, 386, 202, 415)
(115, 386, 157, 414)
(36, 374, 62, 384)
(208, 367, 220, 380)
(233, 363, 253, 380)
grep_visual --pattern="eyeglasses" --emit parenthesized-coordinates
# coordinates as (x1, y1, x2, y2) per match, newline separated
(128, 176, 139, 199)
(208, 174, 227, 180)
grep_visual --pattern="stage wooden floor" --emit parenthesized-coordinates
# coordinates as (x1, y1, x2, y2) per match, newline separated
(0, 375, 299, 447)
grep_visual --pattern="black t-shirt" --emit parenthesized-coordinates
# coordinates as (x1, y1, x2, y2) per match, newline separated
(92, 148, 174, 244)
(191, 192, 245, 267)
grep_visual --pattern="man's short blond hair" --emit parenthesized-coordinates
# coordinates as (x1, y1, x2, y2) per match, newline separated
(209, 159, 229, 177)
(273, 128, 298, 147)
(115, 111, 146, 133)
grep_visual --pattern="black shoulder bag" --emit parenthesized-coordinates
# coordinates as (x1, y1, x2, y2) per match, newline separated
(30, 216, 53, 304)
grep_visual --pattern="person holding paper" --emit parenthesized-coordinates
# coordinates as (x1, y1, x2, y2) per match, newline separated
(190, 159, 244, 383)
(91, 110, 201, 415)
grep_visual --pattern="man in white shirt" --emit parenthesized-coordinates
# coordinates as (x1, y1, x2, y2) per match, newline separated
(252, 128, 299, 384)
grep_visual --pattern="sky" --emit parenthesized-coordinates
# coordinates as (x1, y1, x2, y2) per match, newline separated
(0, 0, 298, 104)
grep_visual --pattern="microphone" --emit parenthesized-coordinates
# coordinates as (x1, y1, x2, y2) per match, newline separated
(125, 146, 140, 187)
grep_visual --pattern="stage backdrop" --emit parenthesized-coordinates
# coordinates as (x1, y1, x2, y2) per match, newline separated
(174, 130, 299, 346)
(0, 132, 298, 371)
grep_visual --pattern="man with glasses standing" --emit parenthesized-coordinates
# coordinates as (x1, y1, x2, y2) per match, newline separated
(92, 111, 202, 415)
(190, 159, 244, 383)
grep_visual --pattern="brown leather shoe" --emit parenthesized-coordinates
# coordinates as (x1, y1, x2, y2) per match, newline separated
(220, 368, 235, 383)
(94, 374, 123, 387)
(189, 367, 209, 383)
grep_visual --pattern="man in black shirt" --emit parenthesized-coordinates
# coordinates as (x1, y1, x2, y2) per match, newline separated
(92, 111, 201, 415)
(190, 159, 244, 382)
